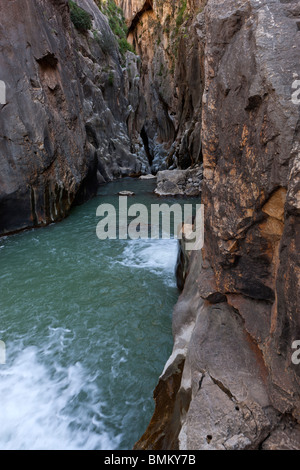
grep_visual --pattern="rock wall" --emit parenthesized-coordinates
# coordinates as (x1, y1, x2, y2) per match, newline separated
(134, 0, 300, 450)
(116, 0, 206, 171)
(1, 0, 299, 450)
(116, 0, 148, 25)
(0, 0, 149, 236)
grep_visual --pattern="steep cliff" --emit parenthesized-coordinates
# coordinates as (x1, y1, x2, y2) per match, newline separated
(1, 0, 299, 451)
(115, 0, 206, 171)
(134, 0, 300, 450)
(0, 0, 149, 235)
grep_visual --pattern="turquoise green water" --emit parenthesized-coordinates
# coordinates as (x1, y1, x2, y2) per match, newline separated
(0, 178, 185, 450)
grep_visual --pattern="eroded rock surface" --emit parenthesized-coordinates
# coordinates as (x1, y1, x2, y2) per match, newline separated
(1, 0, 300, 451)
(155, 166, 203, 197)
(135, 0, 300, 450)
(0, 0, 149, 235)
(116, 0, 207, 171)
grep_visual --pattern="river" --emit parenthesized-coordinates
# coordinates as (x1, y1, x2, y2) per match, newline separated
(0, 177, 191, 450)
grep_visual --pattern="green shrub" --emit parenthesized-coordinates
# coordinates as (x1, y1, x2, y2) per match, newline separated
(108, 71, 114, 86)
(176, 0, 187, 29)
(69, 0, 92, 32)
(118, 37, 135, 56)
(95, 0, 135, 59)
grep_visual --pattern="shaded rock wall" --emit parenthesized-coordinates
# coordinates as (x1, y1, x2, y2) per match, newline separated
(0, 0, 149, 235)
(135, 0, 300, 450)
(0, 0, 87, 234)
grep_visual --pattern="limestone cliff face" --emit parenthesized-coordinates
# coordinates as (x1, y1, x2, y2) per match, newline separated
(116, 0, 206, 171)
(0, 0, 148, 235)
(134, 0, 300, 450)
(116, 0, 147, 25)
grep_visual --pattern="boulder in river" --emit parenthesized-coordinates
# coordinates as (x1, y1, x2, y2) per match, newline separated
(154, 166, 203, 197)
(139, 174, 157, 180)
(118, 191, 135, 196)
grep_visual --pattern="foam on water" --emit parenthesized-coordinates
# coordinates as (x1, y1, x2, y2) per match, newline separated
(0, 179, 186, 450)
(0, 345, 120, 450)
(117, 239, 178, 287)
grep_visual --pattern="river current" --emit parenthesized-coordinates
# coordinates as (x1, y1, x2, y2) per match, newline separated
(0, 178, 188, 450)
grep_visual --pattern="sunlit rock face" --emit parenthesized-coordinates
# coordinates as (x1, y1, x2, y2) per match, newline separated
(116, 0, 206, 171)
(115, 0, 149, 25)
(133, 0, 300, 450)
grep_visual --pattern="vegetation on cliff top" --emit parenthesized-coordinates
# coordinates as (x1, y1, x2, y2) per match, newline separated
(69, 0, 92, 31)
(96, 0, 135, 57)
(176, 0, 187, 30)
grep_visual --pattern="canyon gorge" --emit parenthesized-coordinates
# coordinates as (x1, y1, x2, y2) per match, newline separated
(0, 0, 300, 450)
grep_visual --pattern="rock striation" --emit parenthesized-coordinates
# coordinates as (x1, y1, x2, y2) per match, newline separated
(0, 0, 149, 235)
(134, 0, 300, 450)
(115, 0, 206, 171)
(1, 0, 300, 451)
